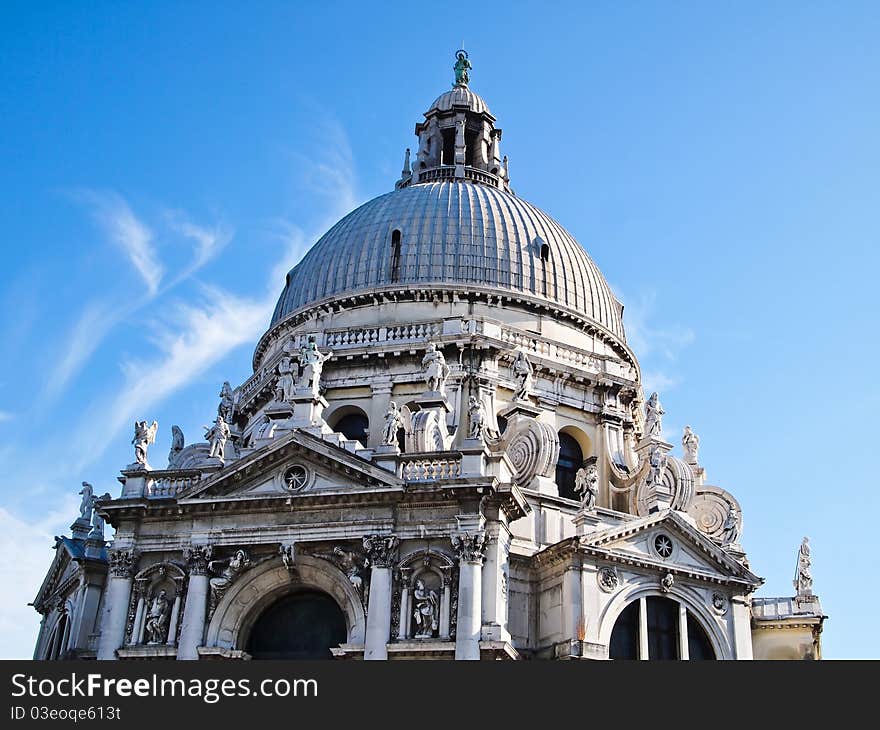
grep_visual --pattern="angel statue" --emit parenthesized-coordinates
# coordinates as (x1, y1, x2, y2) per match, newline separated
(274, 350, 296, 403)
(208, 549, 251, 609)
(298, 337, 333, 398)
(381, 401, 404, 446)
(132, 420, 159, 468)
(467, 395, 486, 440)
(78, 482, 94, 520)
(421, 343, 450, 395)
(574, 464, 599, 510)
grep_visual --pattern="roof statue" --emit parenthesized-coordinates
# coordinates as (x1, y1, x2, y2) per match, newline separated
(453, 49, 471, 86)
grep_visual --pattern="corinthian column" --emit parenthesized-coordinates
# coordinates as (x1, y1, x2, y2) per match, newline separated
(362, 535, 398, 660)
(452, 531, 488, 660)
(96, 549, 138, 660)
(177, 545, 212, 661)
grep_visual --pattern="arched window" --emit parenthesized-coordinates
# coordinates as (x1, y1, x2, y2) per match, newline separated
(390, 230, 402, 283)
(332, 411, 369, 445)
(556, 432, 583, 500)
(609, 596, 716, 660)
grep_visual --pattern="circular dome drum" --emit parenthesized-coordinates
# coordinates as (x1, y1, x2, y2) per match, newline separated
(271, 181, 625, 340)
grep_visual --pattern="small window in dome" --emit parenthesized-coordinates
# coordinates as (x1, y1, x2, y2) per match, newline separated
(540, 242, 550, 261)
(390, 230, 402, 282)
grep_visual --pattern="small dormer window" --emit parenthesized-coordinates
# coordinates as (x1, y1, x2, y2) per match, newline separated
(390, 229, 402, 282)
(540, 242, 550, 262)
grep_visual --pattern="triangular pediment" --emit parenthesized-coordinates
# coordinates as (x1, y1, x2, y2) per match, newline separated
(178, 428, 404, 502)
(581, 510, 762, 587)
(32, 538, 80, 612)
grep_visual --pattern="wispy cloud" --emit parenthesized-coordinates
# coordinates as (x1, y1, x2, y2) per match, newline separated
(74, 189, 163, 295)
(0, 411, 14, 423)
(614, 287, 695, 396)
(164, 211, 233, 278)
(71, 120, 359, 467)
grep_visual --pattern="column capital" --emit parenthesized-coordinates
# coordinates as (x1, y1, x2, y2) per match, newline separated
(108, 548, 139, 579)
(451, 530, 489, 564)
(182, 545, 213, 576)
(362, 534, 399, 568)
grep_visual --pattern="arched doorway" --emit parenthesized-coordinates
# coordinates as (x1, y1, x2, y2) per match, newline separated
(246, 590, 346, 660)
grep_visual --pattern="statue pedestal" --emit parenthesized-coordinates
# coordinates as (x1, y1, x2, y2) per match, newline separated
(287, 394, 331, 434)
(373, 444, 400, 474)
(498, 399, 542, 422)
(70, 517, 91, 541)
(572, 509, 602, 536)
(460, 439, 487, 477)
(120, 470, 149, 498)
(410, 391, 453, 414)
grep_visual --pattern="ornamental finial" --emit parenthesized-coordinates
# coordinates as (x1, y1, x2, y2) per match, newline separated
(453, 49, 471, 86)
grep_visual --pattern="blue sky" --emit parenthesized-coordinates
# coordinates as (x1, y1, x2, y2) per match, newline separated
(1, 1, 877, 658)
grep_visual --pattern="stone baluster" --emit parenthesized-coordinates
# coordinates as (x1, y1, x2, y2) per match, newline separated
(96, 549, 138, 660)
(363, 534, 398, 660)
(452, 530, 488, 660)
(177, 545, 212, 660)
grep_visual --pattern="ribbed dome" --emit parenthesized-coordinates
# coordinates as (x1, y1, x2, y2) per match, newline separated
(271, 182, 625, 339)
(427, 84, 491, 116)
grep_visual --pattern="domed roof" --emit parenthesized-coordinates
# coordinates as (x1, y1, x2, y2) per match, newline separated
(271, 181, 625, 339)
(427, 84, 491, 116)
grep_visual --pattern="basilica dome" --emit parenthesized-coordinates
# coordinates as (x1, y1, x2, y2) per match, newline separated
(271, 181, 624, 339)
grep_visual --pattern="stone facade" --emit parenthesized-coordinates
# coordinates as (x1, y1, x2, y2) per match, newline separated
(32, 54, 824, 660)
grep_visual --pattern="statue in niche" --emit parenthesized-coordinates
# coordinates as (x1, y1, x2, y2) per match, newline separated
(274, 351, 296, 402)
(722, 505, 739, 546)
(421, 343, 450, 394)
(512, 351, 533, 401)
(644, 392, 664, 438)
(298, 338, 333, 398)
(794, 537, 812, 595)
(381, 401, 404, 446)
(682, 425, 700, 464)
(132, 420, 158, 467)
(209, 549, 251, 608)
(78, 482, 94, 520)
(574, 464, 599, 510)
(412, 577, 439, 638)
(218, 381, 235, 422)
(453, 49, 471, 86)
(144, 589, 170, 644)
(467, 395, 486, 440)
(205, 414, 231, 460)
